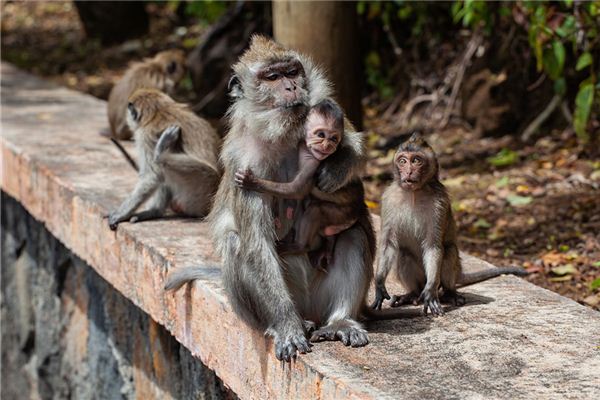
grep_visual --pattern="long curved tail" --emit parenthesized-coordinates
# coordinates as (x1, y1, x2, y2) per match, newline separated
(164, 266, 206, 291)
(110, 138, 138, 171)
(458, 266, 528, 287)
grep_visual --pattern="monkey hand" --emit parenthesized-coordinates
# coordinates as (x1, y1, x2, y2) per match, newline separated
(154, 125, 181, 162)
(371, 283, 391, 310)
(107, 211, 127, 231)
(234, 169, 263, 192)
(418, 289, 444, 316)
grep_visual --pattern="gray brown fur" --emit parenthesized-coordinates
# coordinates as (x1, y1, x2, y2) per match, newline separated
(107, 89, 220, 230)
(108, 49, 186, 140)
(165, 36, 376, 361)
(372, 133, 527, 315)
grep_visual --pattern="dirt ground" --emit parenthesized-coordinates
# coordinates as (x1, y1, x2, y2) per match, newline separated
(2, 1, 599, 310)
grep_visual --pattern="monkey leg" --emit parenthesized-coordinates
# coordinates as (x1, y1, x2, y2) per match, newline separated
(108, 174, 160, 230)
(129, 184, 171, 223)
(309, 225, 371, 347)
(440, 244, 466, 306)
(157, 153, 219, 175)
(221, 232, 312, 362)
(389, 250, 423, 308)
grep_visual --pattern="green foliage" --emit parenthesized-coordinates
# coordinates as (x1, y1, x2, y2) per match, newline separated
(167, 0, 228, 24)
(590, 277, 600, 290)
(487, 148, 519, 167)
(452, 0, 599, 142)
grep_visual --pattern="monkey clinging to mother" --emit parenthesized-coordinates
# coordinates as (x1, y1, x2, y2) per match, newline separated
(166, 35, 380, 361)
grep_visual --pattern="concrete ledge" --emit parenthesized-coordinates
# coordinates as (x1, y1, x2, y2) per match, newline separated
(2, 62, 600, 399)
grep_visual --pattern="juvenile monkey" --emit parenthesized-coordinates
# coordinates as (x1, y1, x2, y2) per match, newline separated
(234, 99, 361, 267)
(107, 89, 220, 230)
(372, 132, 527, 315)
(108, 49, 187, 140)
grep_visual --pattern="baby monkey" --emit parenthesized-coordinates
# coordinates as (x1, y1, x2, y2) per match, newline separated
(235, 99, 359, 268)
(372, 132, 527, 315)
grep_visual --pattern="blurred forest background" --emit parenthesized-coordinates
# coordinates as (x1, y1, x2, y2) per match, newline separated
(1, 0, 599, 310)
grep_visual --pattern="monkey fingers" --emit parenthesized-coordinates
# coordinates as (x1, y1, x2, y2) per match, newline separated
(107, 212, 130, 231)
(275, 334, 312, 362)
(371, 284, 391, 310)
(419, 290, 445, 316)
(310, 326, 369, 348)
(389, 292, 419, 308)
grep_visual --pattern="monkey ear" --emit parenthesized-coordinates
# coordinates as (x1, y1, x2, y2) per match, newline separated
(167, 61, 177, 75)
(228, 75, 243, 98)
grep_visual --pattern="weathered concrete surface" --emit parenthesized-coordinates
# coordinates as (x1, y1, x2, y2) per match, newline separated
(2, 62, 600, 399)
(1, 194, 234, 400)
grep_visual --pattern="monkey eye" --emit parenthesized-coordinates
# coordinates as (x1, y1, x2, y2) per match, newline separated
(317, 131, 326, 138)
(265, 73, 279, 81)
(398, 158, 407, 164)
(330, 136, 338, 143)
(286, 69, 298, 78)
(412, 157, 423, 164)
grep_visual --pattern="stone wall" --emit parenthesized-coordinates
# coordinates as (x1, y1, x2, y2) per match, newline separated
(1, 193, 235, 400)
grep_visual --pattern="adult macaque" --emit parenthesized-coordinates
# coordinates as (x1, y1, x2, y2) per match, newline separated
(372, 132, 528, 315)
(165, 36, 376, 361)
(107, 89, 220, 230)
(234, 99, 360, 268)
(108, 49, 186, 140)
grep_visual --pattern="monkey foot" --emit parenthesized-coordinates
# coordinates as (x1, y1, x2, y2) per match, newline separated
(303, 320, 317, 334)
(440, 290, 466, 306)
(310, 322, 369, 347)
(154, 125, 181, 162)
(419, 290, 445, 316)
(274, 333, 312, 362)
(390, 292, 419, 308)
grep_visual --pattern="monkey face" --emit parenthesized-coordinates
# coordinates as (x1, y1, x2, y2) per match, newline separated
(394, 151, 433, 191)
(305, 114, 341, 160)
(256, 59, 309, 109)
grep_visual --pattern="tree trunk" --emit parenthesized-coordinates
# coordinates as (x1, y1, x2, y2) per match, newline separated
(273, 1, 363, 130)
(74, 1, 149, 45)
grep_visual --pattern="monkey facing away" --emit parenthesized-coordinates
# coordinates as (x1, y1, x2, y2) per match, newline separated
(165, 35, 380, 361)
(234, 98, 362, 268)
(107, 89, 220, 230)
(108, 49, 187, 140)
(372, 132, 528, 315)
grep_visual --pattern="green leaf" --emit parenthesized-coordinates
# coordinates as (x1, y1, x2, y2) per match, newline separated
(495, 176, 510, 187)
(487, 149, 519, 167)
(551, 264, 577, 276)
(559, 244, 570, 252)
(553, 41, 566, 73)
(576, 53, 593, 71)
(574, 83, 594, 141)
(590, 278, 600, 290)
(474, 218, 492, 229)
(554, 78, 566, 96)
(507, 195, 533, 207)
(593, 261, 600, 267)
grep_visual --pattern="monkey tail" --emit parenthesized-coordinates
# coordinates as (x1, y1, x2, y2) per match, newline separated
(361, 305, 422, 321)
(458, 266, 529, 287)
(109, 138, 139, 171)
(164, 266, 206, 291)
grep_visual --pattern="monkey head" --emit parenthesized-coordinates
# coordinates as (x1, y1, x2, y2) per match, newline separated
(305, 99, 344, 160)
(231, 35, 310, 112)
(393, 132, 439, 191)
(153, 49, 187, 94)
(126, 89, 175, 131)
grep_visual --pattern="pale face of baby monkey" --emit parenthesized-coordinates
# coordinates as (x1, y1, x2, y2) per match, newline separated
(304, 106, 343, 161)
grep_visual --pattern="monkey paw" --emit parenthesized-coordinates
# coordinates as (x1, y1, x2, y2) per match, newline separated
(274, 333, 312, 362)
(154, 125, 181, 161)
(419, 290, 445, 316)
(310, 324, 369, 348)
(107, 212, 125, 231)
(440, 290, 466, 306)
(390, 292, 419, 308)
(234, 169, 260, 191)
(371, 284, 391, 310)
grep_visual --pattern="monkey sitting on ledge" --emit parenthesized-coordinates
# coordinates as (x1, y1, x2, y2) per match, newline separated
(372, 132, 528, 315)
(234, 98, 362, 269)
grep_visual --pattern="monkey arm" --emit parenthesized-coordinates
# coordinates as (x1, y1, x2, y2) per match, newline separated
(234, 158, 319, 200)
(420, 245, 444, 316)
(108, 172, 160, 230)
(371, 228, 398, 310)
